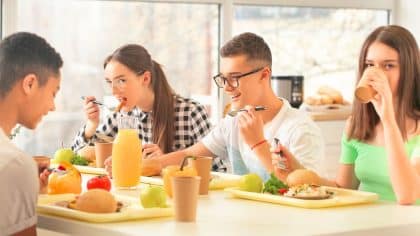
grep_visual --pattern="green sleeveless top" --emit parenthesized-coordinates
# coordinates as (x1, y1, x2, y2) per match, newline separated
(340, 135, 420, 204)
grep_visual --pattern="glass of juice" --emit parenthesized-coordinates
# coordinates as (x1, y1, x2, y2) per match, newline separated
(112, 116, 142, 189)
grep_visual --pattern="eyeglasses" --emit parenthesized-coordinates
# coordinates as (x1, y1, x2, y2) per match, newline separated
(106, 78, 127, 90)
(105, 70, 146, 90)
(213, 67, 264, 88)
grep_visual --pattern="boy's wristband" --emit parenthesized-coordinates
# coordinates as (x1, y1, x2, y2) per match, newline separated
(251, 139, 267, 150)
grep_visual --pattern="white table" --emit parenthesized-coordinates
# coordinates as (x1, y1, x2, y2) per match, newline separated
(37, 175, 420, 236)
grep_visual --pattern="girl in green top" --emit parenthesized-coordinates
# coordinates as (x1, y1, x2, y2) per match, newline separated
(272, 25, 420, 205)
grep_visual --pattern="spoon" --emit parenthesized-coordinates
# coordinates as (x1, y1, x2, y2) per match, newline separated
(227, 106, 267, 117)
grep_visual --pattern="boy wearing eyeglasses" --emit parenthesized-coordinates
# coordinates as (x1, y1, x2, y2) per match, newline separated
(110, 32, 324, 181)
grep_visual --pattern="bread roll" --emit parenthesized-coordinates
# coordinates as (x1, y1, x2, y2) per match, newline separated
(286, 169, 322, 187)
(75, 189, 117, 213)
(311, 95, 324, 105)
(77, 146, 95, 162)
(320, 94, 334, 105)
(305, 96, 317, 105)
(142, 158, 162, 176)
(317, 86, 344, 104)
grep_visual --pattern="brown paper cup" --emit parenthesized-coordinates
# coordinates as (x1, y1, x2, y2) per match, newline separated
(171, 176, 201, 222)
(355, 86, 376, 103)
(94, 142, 113, 168)
(33, 156, 51, 174)
(355, 68, 378, 103)
(189, 157, 212, 195)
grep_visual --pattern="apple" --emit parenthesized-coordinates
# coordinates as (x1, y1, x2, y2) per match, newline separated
(140, 185, 167, 208)
(53, 148, 75, 164)
(239, 173, 263, 193)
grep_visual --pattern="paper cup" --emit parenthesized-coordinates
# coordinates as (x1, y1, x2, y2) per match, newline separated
(94, 142, 113, 168)
(355, 85, 376, 103)
(355, 68, 378, 103)
(171, 176, 201, 222)
(189, 157, 212, 195)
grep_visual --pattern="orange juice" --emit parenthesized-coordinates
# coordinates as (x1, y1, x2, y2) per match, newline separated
(112, 129, 142, 188)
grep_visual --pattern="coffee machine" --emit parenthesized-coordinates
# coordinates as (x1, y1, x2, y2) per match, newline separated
(271, 75, 304, 108)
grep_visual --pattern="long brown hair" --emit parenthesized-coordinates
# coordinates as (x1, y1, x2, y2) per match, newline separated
(104, 44, 176, 153)
(349, 25, 420, 141)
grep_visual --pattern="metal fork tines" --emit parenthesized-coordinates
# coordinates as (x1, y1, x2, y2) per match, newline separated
(80, 96, 116, 111)
(227, 106, 267, 117)
(80, 96, 104, 106)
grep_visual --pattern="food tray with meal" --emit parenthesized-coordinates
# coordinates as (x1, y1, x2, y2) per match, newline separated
(50, 163, 107, 175)
(37, 192, 173, 223)
(225, 186, 378, 209)
(141, 172, 241, 190)
(226, 170, 378, 209)
(73, 165, 107, 175)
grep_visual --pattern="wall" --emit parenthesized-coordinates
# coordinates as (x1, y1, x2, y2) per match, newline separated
(395, 0, 420, 42)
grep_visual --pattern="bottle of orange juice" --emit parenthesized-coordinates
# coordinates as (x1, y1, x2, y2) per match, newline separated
(112, 116, 142, 189)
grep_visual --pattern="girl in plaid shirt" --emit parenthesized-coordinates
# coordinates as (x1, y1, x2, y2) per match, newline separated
(71, 44, 226, 172)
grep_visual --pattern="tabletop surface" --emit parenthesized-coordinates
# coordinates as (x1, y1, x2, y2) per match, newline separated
(37, 175, 420, 236)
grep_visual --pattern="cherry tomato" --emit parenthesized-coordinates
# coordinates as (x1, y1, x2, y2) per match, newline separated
(278, 188, 288, 195)
(87, 175, 111, 191)
(57, 165, 66, 171)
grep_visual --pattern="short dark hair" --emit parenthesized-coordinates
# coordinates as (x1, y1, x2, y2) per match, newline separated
(220, 32, 272, 67)
(0, 32, 63, 98)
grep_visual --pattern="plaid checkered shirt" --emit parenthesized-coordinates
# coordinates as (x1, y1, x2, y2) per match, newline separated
(71, 96, 227, 172)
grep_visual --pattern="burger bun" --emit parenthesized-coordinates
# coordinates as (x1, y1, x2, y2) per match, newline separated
(286, 169, 322, 187)
(75, 189, 117, 213)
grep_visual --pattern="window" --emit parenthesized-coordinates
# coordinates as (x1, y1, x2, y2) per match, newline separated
(233, 5, 389, 101)
(2, 0, 394, 157)
(8, 0, 219, 156)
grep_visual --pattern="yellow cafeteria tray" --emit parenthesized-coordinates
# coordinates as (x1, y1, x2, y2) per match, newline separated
(141, 172, 241, 190)
(73, 165, 107, 175)
(225, 187, 378, 209)
(50, 163, 107, 175)
(37, 193, 173, 223)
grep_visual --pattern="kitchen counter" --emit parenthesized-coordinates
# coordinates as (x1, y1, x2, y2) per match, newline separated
(309, 111, 350, 121)
(301, 103, 352, 121)
(37, 175, 420, 236)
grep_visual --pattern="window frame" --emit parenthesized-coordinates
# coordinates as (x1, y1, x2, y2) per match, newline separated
(1, 0, 396, 120)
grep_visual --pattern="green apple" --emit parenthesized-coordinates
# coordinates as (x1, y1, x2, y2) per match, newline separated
(140, 185, 167, 208)
(239, 173, 263, 193)
(53, 148, 75, 164)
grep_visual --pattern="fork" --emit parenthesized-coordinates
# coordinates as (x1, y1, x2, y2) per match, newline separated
(80, 96, 113, 111)
(227, 106, 267, 117)
(273, 138, 288, 170)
